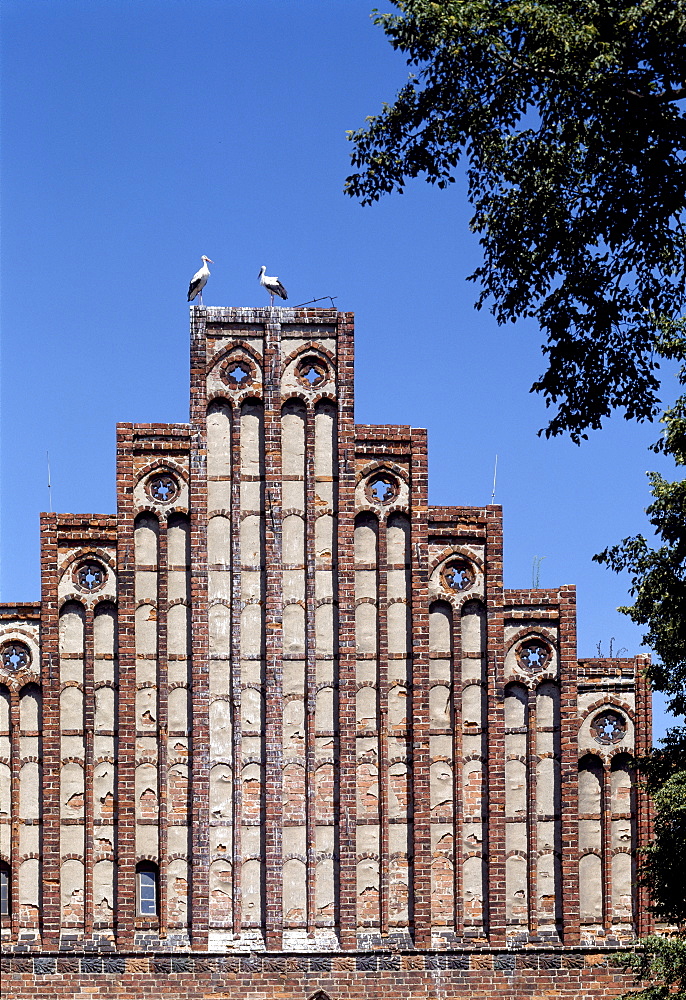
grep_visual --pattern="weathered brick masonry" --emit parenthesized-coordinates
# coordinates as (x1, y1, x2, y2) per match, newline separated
(0, 307, 651, 997)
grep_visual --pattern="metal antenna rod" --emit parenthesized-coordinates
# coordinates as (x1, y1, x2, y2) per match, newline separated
(47, 451, 53, 513)
(491, 454, 498, 503)
(292, 295, 338, 308)
(532, 555, 547, 588)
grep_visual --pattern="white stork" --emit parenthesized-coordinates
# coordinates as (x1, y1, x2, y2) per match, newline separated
(187, 255, 213, 305)
(258, 265, 288, 306)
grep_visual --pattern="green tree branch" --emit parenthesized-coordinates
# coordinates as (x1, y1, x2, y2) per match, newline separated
(346, 0, 686, 441)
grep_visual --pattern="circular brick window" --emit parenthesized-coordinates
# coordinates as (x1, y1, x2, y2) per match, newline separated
(441, 557, 475, 593)
(516, 637, 552, 674)
(295, 355, 330, 390)
(1, 641, 31, 672)
(364, 472, 400, 506)
(146, 472, 180, 504)
(591, 710, 627, 745)
(74, 560, 107, 594)
(221, 358, 256, 389)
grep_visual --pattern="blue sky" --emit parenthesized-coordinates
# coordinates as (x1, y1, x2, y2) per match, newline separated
(1, 0, 679, 739)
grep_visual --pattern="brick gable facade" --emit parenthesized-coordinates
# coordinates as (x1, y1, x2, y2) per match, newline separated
(0, 307, 651, 997)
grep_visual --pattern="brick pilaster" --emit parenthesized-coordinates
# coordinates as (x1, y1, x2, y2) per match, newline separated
(377, 518, 389, 936)
(559, 585, 580, 944)
(335, 312, 357, 950)
(526, 687, 538, 938)
(230, 400, 243, 937)
(602, 765, 612, 932)
(157, 519, 169, 938)
(189, 306, 210, 949)
(263, 314, 284, 950)
(115, 425, 137, 948)
(9, 687, 20, 941)
(485, 505, 505, 944)
(83, 607, 95, 939)
(305, 405, 317, 936)
(39, 513, 61, 949)
(451, 610, 463, 938)
(410, 428, 431, 949)
(635, 654, 653, 937)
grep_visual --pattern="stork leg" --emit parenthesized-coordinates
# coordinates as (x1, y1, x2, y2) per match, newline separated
(270, 293, 274, 308)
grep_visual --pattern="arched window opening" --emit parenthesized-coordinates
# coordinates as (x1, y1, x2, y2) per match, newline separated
(0, 861, 10, 917)
(136, 861, 159, 917)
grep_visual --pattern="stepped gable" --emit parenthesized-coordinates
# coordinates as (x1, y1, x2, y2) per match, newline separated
(0, 306, 651, 997)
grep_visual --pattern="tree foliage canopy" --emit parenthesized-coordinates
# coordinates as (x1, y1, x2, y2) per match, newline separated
(592, 346, 686, 996)
(620, 934, 686, 1000)
(347, 5, 686, 996)
(596, 338, 686, 714)
(617, 755, 686, 997)
(345, 0, 686, 440)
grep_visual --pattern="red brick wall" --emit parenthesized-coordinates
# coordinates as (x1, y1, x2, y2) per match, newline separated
(2, 948, 642, 999)
(0, 308, 653, 990)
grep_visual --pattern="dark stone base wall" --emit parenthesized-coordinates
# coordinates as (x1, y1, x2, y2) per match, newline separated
(1, 949, 640, 999)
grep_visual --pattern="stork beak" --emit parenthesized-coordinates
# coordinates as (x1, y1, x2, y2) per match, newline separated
(206, 258, 214, 263)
